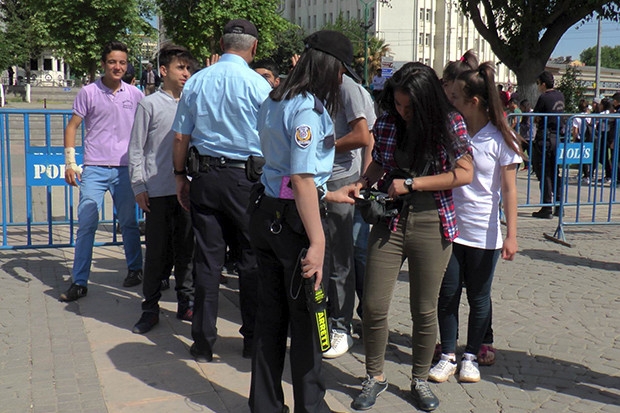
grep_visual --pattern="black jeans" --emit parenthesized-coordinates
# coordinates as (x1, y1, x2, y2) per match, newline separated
(189, 166, 259, 353)
(532, 132, 562, 206)
(142, 195, 194, 312)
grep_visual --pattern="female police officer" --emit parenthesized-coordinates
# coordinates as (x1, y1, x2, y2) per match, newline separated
(248, 30, 358, 413)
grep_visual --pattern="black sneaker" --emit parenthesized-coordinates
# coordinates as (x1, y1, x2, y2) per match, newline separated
(531, 208, 553, 219)
(189, 343, 213, 363)
(352, 375, 388, 410)
(132, 312, 159, 334)
(411, 378, 439, 411)
(123, 269, 143, 287)
(59, 283, 88, 302)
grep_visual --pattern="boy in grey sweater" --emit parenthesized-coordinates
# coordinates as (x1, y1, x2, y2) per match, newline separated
(128, 44, 196, 334)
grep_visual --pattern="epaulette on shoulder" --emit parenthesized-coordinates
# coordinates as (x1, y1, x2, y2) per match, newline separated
(312, 95, 324, 115)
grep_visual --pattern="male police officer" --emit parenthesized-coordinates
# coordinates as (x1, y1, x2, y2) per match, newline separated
(172, 19, 271, 361)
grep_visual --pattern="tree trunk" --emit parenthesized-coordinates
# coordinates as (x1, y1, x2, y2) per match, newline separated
(513, 62, 543, 108)
(88, 61, 98, 84)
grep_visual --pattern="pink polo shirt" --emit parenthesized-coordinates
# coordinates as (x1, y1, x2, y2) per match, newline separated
(73, 79, 144, 166)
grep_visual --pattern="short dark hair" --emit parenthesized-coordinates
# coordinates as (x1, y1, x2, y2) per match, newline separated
(158, 44, 193, 69)
(252, 59, 280, 78)
(101, 41, 128, 62)
(537, 71, 554, 89)
(612, 92, 620, 102)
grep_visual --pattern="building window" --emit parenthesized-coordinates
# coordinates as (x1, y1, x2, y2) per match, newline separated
(329, 12, 333, 23)
(426, 8, 431, 21)
(418, 32, 424, 45)
(57, 60, 62, 71)
(308, 16, 311, 27)
(30, 59, 38, 71)
(419, 8, 424, 20)
(324, 13, 327, 25)
(425, 33, 431, 46)
(298, 16, 302, 26)
(346, 10, 350, 19)
(43, 58, 53, 71)
(313, 15, 316, 28)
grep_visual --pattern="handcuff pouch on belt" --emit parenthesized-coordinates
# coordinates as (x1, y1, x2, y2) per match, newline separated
(186, 146, 201, 178)
(246, 155, 265, 182)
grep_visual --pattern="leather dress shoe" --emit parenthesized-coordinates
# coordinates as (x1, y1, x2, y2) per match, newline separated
(190, 343, 213, 363)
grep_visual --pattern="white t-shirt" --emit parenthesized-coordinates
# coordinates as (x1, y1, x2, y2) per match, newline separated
(452, 122, 522, 250)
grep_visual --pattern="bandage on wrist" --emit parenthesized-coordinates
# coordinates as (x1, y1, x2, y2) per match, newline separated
(64, 147, 83, 173)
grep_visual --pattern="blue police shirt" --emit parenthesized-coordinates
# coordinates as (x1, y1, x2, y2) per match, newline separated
(258, 93, 335, 198)
(172, 53, 272, 160)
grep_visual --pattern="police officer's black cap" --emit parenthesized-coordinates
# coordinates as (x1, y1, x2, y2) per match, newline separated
(304, 30, 361, 83)
(224, 19, 259, 39)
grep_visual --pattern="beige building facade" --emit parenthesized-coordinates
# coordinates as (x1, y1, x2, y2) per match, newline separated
(281, 0, 515, 83)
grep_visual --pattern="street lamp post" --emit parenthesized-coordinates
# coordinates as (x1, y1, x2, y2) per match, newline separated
(359, 0, 374, 87)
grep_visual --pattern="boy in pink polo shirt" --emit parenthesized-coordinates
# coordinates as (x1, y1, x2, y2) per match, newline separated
(60, 40, 144, 302)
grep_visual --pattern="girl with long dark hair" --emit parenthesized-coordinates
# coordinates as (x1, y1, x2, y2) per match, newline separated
(351, 62, 473, 412)
(248, 30, 357, 413)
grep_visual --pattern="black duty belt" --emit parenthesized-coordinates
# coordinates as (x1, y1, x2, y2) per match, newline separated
(198, 155, 246, 170)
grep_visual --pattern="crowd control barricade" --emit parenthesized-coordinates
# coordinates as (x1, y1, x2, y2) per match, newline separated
(508, 111, 619, 246)
(0, 108, 140, 250)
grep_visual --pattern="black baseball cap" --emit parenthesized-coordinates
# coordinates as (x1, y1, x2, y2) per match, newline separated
(223, 19, 258, 39)
(304, 30, 361, 83)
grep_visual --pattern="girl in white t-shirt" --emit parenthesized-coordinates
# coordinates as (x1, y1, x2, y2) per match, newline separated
(429, 62, 524, 384)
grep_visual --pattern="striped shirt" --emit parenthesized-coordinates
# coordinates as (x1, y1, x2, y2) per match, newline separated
(371, 111, 471, 241)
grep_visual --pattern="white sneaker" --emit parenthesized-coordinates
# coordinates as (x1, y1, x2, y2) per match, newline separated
(322, 330, 353, 359)
(459, 353, 480, 383)
(428, 354, 457, 382)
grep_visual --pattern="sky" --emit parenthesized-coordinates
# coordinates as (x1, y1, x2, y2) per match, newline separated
(552, 18, 620, 59)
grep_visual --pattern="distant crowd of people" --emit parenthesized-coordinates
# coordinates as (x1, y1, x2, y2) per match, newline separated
(57, 18, 618, 413)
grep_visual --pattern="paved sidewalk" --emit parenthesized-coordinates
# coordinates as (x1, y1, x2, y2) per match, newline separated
(2, 202, 619, 413)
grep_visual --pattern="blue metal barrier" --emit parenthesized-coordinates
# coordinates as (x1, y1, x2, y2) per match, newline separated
(0, 108, 137, 250)
(508, 111, 620, 246)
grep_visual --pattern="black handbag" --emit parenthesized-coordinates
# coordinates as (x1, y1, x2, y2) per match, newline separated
(356, 168, 413, 225)
(355, 189, 400, 225)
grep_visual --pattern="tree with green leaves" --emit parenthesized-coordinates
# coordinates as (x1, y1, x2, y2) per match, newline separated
(0, 0, 47, 83)
(157, 0, 292, 65)
(580, 45, 620, 69)
(557, 65, 586, 113)
(322, 14, 390, 86)
(270, 26, 306, 74)
(458, 1, 620, 105)
(33, 0, 156, 81)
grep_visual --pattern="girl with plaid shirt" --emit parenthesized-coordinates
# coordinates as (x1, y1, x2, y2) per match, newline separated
(351, 62, 473, 412)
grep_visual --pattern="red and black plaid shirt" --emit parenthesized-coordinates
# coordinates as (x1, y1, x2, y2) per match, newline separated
(371, 111, 471, 241)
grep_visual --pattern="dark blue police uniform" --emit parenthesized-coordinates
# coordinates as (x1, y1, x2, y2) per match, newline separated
(248, 93, 335, 413)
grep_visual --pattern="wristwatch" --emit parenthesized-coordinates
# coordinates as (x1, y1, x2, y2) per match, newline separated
(173, 169, 187, 176)
(404, 178, 414, 193)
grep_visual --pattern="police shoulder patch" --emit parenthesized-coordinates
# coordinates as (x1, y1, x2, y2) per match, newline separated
(295, 124, 312, 148)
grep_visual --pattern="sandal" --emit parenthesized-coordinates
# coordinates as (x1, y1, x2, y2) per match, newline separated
(477, 344, 496, 366)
